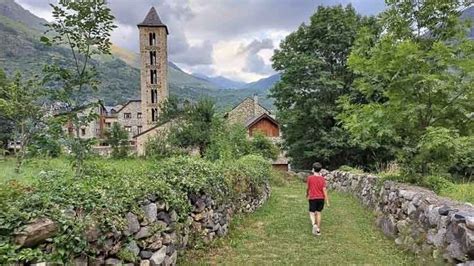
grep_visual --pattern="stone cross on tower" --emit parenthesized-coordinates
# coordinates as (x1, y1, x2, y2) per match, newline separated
(137, 7, 169, 130)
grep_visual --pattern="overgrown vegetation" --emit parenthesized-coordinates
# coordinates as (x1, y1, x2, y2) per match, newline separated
(272, 2, 473, 191)
(0, 155, 272, 263)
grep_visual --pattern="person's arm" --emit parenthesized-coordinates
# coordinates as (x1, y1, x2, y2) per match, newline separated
(323, 187, 330, 207)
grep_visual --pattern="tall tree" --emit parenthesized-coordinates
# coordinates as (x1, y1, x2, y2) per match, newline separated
(106, 122, 130, 158)
(338, 0, 473, 176)
(0, 73, 46, 172)
(271, 5, 382, 169)
(41, 0, 116, 176)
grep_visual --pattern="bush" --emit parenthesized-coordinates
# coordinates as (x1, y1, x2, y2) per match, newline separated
(420, 175, 453, 194)
(0, 155, 271, 263)
(338, 165, 364, 174)
(250, 133, 279, 160)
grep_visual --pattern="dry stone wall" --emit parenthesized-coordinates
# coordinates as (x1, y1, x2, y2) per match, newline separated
(322, 170, 473, 264)
(16, 183, 271, 266)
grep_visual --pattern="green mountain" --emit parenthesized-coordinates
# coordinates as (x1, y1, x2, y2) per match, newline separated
(0, 0, 275, 110)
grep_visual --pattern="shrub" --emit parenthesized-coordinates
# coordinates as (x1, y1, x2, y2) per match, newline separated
(338, 165, 364, 174)
(0, 155, 271, 263)
(250, 133, 279, 160)
(420, 175, 453, 194)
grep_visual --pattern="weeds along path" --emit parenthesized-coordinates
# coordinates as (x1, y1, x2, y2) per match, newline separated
(181, 180, 428, 265)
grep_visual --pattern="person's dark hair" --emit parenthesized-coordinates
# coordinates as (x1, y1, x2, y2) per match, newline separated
(312, 162, 322, 172)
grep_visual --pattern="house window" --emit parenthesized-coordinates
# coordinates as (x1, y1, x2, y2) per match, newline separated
(149, 32, 156, 46)
(151, 108, 158, 122)
(151, 89, 158, 104)
(124, 113, 132, 119)
(105, 122, 111, 128)
(81, 128, 86, 136)
(150, 70, 157, 84)
(137, 113, 142, 119)
(149, 51, 156, 65)
(124, 126, 132, 132)
(137, 126, 143, 134)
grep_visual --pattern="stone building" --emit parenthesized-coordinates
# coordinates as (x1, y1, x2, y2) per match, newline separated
(225, 96, 289, 171)
(71, 7, 170, 156)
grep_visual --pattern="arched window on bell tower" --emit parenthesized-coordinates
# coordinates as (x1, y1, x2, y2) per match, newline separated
(151, 89, 158, 104)
(150, 70, 157, 84)
(149, 51, 156, 65)
(149, 32, 156, 46)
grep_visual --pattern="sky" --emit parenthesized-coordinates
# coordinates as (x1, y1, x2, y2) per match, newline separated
(16, 0, 386, 82)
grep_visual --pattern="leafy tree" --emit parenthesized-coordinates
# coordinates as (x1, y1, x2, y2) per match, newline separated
(0, 73, 46, 172)
(168, 98, 217, 156)
(271, 5, 383, 169)
(106, 122, 130, 158)
(41, 0, 116, 176)
(205, 123, 253, 161)
(0, 69, 14, 150)
(250, 133, 280, 161)
(338, 0, 473, 177)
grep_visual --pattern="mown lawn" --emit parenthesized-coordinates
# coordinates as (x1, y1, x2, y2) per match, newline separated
(181, 181, 432, 265)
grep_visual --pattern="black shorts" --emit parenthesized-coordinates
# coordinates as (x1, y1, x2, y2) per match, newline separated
(309, 199, 324, 212)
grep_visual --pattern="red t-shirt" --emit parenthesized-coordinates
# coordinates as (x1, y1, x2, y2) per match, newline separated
(307, 174, 326, 199)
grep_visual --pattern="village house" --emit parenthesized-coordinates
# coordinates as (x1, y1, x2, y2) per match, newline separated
(66, 6, 289, 171)
(225, 95, 290, 171)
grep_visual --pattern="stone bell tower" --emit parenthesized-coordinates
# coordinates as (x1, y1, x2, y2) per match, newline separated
(138, 7, 169, 130)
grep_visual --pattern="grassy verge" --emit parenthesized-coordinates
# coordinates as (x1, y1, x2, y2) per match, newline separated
(181, 180, 428, 265)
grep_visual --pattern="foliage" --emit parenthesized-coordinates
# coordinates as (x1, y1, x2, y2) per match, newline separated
(106, 123, 129, 159)
(205, 123, 253, 161)
(145, 130, 187, 160)
(271, 5, 386, 169)
(0, 72, 47, 172)
(41, 0, 116, 177)
(250, 133, 279, 160)
(338, 165, 364, 174)
(0, 155, 271, 263)
(338, 0, 474, 179)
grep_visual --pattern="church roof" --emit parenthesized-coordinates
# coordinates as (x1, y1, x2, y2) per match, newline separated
(138, 7, 169, 34)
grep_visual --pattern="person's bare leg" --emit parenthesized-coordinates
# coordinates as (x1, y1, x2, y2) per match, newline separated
(316, 212, 321, 231)
(309, 212, 316, 225)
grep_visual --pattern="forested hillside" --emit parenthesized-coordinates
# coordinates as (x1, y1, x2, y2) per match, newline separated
(0, 0, 276, 110)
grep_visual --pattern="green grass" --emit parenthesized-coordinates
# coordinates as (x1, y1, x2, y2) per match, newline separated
(181, 181, 430, 265)
(440, 183, 474, 203)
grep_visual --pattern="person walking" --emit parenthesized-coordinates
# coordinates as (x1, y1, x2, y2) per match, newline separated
(306, 162, 329, 236)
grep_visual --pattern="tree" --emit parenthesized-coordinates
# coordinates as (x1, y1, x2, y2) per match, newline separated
(338, 0, 473, 177)
(0, 73, 46, 172)
(271, 5, 383, 169)
(41, 0, 116, 176)
(250, 133, 280, 161)
(107, 122, 130, 158)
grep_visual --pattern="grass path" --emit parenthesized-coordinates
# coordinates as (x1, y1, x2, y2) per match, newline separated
(181, 181, 426, 265)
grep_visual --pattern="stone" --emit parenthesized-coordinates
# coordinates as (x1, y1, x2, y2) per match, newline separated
(73, 256, 88, 266)
(166, 244, 176, 255)
(157, 221, 168, 230)
(164, 251, 177, 266)
(193, 212, 206, 221)
(150, 246, 167, 266)
(194, 199, 206, 213)
(85, 223, 100, 242)
(125, 212, 140, 235)
(157, 211, 171, 224)
(428, 207, 441, 226)
(156, 201, 166, 211)
(467, 217, 474, 230)
(427, 228, 446, 248)
(88, 256, 105, 266)
(142, 203, 158, 223)
(170, 210, 178, 222)
(148, 238, 163, 251)
(135, 226, 152, 239)
(140, 260, 151, 266)
(452, 212, 470, 223)
(446, 241, 465, 261)
(126, 241, 140, 257)
(407, 203, 417, 216)
(439, 206, 452, 216)
(15, 218, 58, 248)
(399, 190, 416, 200)
(104, 258, 122, 265)
(162, 232, 175, 245)
(377, 215, 398, 237)
(140, 250, 154, 259)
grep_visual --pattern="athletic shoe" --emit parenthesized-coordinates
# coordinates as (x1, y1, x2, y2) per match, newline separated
(316, 229, 321, 236)
(312, 224, 319, 235)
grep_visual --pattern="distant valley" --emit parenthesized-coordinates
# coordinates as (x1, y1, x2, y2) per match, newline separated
(0, 0, 279, 111)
